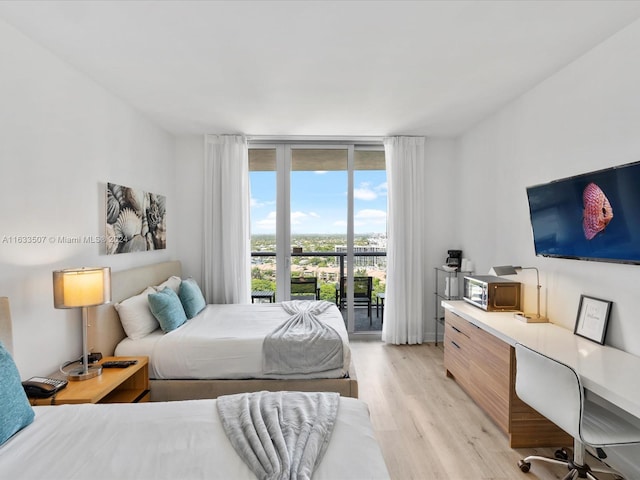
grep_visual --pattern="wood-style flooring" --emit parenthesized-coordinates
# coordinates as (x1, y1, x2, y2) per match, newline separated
(349, 340, 619, 480)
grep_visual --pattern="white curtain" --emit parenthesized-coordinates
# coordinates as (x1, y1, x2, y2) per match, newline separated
(382, 136, 427, 344)
(203, 135, 251, 304)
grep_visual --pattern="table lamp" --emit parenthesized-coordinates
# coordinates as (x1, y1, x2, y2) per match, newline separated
(492, 265, 548, 323)
(53, 267, 111, 380)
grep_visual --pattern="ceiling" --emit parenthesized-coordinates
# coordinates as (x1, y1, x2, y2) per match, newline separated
(1, 1, 640, 137)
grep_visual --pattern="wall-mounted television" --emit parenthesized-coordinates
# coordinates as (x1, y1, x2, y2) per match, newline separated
(526, 161, 640, 265)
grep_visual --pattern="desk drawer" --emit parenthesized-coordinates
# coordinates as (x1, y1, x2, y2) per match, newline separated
(444, 312, 471, 383)
(446, 310, 477, 337)
(444, 336, 468, 381)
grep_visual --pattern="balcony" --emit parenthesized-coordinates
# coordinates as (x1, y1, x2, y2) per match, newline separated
(251, 250, 386, 332)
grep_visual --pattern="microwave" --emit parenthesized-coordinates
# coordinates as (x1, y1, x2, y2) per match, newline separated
(463, 275, 521, 312)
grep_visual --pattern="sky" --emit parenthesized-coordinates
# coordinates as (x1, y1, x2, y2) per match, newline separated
(250, 170, 387, 235)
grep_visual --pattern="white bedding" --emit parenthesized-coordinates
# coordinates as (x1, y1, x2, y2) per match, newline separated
(0, 397, 390, 480)
(114, 303, 351, 380)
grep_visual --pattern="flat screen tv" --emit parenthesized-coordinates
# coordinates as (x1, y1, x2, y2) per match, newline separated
(526, 161, 640, 265)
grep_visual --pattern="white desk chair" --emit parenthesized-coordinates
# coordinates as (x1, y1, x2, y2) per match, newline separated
(515, 343, 640, 479)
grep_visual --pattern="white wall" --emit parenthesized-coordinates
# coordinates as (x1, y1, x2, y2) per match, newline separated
(0, 20, 177, 379)
(175, 135, 205, 283)
(455, 18, 640, 355)
(423, 139, 457, 341)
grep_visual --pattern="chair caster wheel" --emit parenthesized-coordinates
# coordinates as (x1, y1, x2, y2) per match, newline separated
(555, 448, 569, 460)
(518, 460, 531, 473)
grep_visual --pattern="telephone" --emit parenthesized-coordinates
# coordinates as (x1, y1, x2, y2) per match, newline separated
(22, 377, 68, 398)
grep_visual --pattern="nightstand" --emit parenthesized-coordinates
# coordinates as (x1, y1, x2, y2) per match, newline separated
(30, 356, 149, 405)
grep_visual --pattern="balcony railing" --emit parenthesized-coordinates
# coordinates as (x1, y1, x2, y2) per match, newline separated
(251, 250, 386, 283)
(251, 251, 386, 330)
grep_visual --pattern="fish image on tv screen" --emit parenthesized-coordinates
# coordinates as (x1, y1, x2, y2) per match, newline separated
(582, 182, 613, 240)
(526, 161, 640, 264)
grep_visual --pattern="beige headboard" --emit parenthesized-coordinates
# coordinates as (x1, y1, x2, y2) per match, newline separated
(88, 260, 182, 356)
(0, 297, 14, 355)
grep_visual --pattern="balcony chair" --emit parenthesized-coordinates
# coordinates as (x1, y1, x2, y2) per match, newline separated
(336, 276, 373, 324)
(290, 277, 319, 300)
(514, 343, 640, 479)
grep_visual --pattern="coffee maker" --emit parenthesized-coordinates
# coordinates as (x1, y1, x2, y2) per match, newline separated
(446, 250, 462, 269)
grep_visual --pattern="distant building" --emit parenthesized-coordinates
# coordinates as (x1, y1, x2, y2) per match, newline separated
(334, 244, 387, 268)
(368, 233, 387, 249)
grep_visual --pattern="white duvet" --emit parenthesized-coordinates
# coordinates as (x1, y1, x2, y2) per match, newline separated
(115, 303, 351, 380)
(0, 397, 390, 480)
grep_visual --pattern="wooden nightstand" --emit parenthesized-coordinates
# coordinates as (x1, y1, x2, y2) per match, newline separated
(30, 356, 150, 405)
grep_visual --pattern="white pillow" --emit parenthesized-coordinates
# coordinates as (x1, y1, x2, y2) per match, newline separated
(114, 287, 159, 339)
(155, 275, 182, 293)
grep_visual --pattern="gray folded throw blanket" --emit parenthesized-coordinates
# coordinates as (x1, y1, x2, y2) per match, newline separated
(263, 300, 343, 375)
(217, 391, 340, 480)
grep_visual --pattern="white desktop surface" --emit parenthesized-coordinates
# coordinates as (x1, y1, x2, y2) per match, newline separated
(442, 300, 640, 420)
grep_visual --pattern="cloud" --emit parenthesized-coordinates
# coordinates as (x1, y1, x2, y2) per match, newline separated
(255, 211, 277, 230)
(354, 182, 377, 201)
(291, 211, 310, 225)
(289, 211, 323, 223)
(375, 182, 388, 196)
(356, 209, 387, 220)
(314, 171, 328, 175)
(254, 211, 321, 228)
(354, 181, 388, 201)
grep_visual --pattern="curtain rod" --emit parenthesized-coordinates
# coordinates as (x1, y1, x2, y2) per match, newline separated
(246, 135, 385, 144)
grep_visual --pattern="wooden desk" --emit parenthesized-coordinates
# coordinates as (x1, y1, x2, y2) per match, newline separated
(442, 300, 640, 448)
(443, 301, 640, 418)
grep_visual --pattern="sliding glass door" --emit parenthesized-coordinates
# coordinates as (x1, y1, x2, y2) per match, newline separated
(249, 142, 386, 333)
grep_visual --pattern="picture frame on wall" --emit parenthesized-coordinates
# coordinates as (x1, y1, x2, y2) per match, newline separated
(106, 182, 166, 255)
(574, 295, 613, 345)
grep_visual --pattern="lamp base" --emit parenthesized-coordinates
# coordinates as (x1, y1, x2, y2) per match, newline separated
(67, 364, 102, 381)
(514, 312, 548, 324)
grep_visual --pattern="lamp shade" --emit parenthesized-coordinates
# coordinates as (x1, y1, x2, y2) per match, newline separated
(53, 267, 111, 308)
(492, 265, 519, 276)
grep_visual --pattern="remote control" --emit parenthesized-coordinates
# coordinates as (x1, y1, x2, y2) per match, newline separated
(102, 360, 138, 368)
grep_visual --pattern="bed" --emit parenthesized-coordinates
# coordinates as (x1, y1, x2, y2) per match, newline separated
(0, 339, 388, 480)
(87, 261, 358, 401)
(0, 397, 388, 479)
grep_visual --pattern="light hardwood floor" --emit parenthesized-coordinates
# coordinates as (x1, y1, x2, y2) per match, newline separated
(350, 340, 619, 480)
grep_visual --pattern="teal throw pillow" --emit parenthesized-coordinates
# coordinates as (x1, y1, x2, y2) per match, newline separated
(178, 278, 206, 319)
(0, 341, 35, 445)
(148, 287, 187, 332)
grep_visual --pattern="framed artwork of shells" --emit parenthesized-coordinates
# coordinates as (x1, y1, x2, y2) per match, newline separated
(106, 182, 166, 254)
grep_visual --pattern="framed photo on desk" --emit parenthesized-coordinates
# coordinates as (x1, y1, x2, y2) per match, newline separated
(574, 295, 612, 345)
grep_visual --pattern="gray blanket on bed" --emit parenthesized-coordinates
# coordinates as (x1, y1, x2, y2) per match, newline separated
(263, 300, 343, 375)
(217, 391, 340, 480)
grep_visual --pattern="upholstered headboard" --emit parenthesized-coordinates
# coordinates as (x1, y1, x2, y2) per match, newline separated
(88, 261, 182, 356)
(0, 297, 14, 356)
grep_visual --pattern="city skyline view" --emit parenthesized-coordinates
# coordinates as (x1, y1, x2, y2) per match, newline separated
(250, 169, 388, 235)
